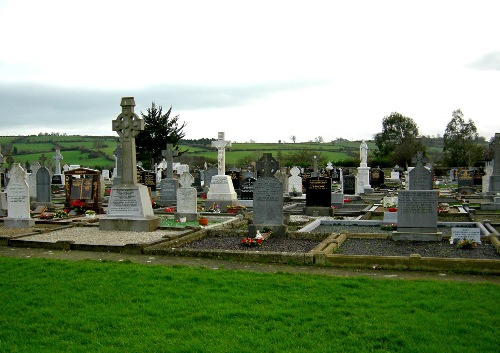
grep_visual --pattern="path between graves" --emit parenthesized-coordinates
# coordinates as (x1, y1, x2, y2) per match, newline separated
(0, 246, 498, 284)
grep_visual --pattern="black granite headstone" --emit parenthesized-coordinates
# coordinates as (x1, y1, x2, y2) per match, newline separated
(305, 177, 331, 207)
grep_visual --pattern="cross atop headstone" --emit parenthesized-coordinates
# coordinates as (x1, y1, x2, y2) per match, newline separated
(211, 132, 231, 175)
(39, 154, 47, 167)
(412, 151, 427, 166)
(161, 143, 179, 179)
(112, 97, 144, 184)
(257, 153, 280, 177)
(53, 149, 63, 174)
(179, 172, 194, 188)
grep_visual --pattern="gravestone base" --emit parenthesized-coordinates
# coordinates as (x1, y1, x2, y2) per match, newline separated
(100, 184, 160, 232)
(174, 212, 198, 222)
(99, 216, 161, 232)
(4, 218, 35, 228)
(364, 187, 374, 194)
(248, 224, 287, 238)
(304, 207, 334, 217)
(392, 230, 442, 242)
(458, 187, 475, 195)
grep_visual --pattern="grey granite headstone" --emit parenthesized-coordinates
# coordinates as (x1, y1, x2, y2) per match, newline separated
(28, 161, 41, 199)
(249, 176, 286, 237)
(408, 152, 433, 190)
(5, 163, 34, 228)
(159, 178, 178, 206)
(204, 167, 217, 189)
(36, 167, 51, 204)
(394, 190, 440, 241)
(489, 133, 500, 193)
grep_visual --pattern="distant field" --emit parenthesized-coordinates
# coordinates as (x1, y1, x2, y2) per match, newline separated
(0, 135, 381, 170)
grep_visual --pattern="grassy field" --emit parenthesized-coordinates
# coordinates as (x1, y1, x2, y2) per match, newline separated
(2, 136, 374, 170)
(0, 257, 497, 352)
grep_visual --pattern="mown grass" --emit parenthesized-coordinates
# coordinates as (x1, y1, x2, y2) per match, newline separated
(0, 257, 497, 352)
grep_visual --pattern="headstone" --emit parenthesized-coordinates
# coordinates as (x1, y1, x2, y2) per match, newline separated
(393, 190, 441, 241)
(175, 172, 198, 221)
(457, 169, 474, 188)
(64, 168, 102, 213)
(53, 149, 63, 174)
(311, 156, 319, 177)
(136, 166, 156, 192)
(225, 169, 240, 190)
(204, 167, 217, 189)
(408, 152, 433, 190)
(0, 192, 7, 216)
(342, 174, 356, 195)
(240, 177, 256, 200)
(305, 177, 332, 207)
(100, 97, 160, 232)
(193, 169, 202, 191)
(488, 133, 500, 193)
(275, 168, 289, 195)
(248, 176, 286, 237)
(28, 161, 41, 199)
(482, 161, 493, 195)
(35, 167, 51, 206)
(102, 169, 110, 180)
(4, 163, 34, 227)
(288, 166, 303, 196)
(370, 167, 385, 188)
(159, 143, 179, 205)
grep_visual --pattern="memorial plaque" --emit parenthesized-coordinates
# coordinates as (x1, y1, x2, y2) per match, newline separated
(305, 177, 331, 207)
(457, 170, 474, 188)
(370, 168, 385, 188)
(451, 227, 481, 243)
(81, 178, 93, 199)
(108, 189, 142, 215)
(70, 179, 83, 199)
(240, 177, 256, 200)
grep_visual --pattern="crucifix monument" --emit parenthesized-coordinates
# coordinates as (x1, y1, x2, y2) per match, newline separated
(159, 143, 179, 206)
(100, 97, 161, 232)
(356, 140, 372, 194)
(51, 149, 64, 185)
(205, 132, 237, 212)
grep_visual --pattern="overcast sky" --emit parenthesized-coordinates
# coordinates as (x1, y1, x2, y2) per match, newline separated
(1, 0, 499, 143)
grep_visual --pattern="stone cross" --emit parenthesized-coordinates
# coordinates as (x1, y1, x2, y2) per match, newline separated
(179, 172, 194, 188)
(113, 144, 122, 178)
(53, 149, 63, 174)
(412, 151, 427, 166)
(490, 133, 500, 175)
(211, 132, 231, 175)
(111, 97, 144, 184)
(161, 143, 179, 179)
(257, 153, 279, 177)
(39, 154, 47, 167)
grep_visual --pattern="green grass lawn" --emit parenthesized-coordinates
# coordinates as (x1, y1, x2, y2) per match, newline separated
(0, 257, 497, 352)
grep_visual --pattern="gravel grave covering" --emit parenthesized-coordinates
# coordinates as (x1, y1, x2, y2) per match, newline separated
(19, 227, 181, 246)
(180, 236, 321, 253)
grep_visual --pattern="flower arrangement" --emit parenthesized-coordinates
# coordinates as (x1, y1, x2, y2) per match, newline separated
(226, 205, 238, 209)
(438, 203, 449, 213)
(164, 207, 175, 213)
(456, 239, 477, 249)
(241, 237, 263, 246)
(70, 199, 85, 213)
(208, 203, 220, 213)
(85, 210, 96, 216)
(54, 210, 69, 218)
(40, 213, 54, 220)
(380, 223, 397, 231)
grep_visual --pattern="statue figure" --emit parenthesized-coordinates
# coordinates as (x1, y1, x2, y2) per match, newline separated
(360, 140, 368, 165)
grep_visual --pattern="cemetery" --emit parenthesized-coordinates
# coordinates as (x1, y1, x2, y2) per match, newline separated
(0, 97, 499, 275)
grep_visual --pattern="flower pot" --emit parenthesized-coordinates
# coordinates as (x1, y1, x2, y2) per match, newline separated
(85, 214, 96, 219)
(179, 217, 187, 223)
(198, 218, 209, 226)
(387, 208, 398, 212)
